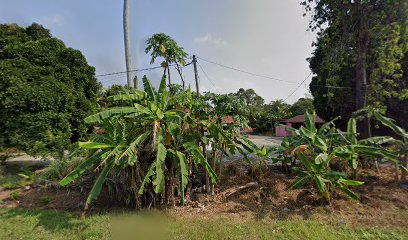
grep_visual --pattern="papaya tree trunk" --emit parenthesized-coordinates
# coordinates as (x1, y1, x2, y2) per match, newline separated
(175, 63, 185, 89)
(167, 61, 171, 86)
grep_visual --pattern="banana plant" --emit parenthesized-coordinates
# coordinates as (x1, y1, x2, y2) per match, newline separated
(60, 75, 219, 208)
(59, 118, 150, 209)
(291, 153, 364, 202)
(373, 111, 408, 180)
(272, 111, 398, 202)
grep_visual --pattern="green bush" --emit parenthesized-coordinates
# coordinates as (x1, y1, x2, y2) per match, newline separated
(0, 23, 101, 158)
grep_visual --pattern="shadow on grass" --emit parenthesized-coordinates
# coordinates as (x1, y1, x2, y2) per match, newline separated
(0, 208, 88, 232)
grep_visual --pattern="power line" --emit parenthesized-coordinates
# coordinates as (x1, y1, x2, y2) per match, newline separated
(314, 85, 352, 89)
(197, 62, 218, 91)
(284, 72, 313, 102)
(96, 64, 176, 78)
(99, 74, 127, 84)
(96, 61, 194, 79)
(98, 72, 126, 81)
(197, 56, 296, 84)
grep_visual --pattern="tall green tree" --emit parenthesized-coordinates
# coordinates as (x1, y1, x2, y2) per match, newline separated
(234, 88, 265, 131)
(0, 23, 100, 157)
(303, 0, 408, 133)
(289, 98, 315, 116)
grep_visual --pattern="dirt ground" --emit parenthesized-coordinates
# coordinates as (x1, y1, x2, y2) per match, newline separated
(1, 159, 407, 229)
(245, 135, 283, 148)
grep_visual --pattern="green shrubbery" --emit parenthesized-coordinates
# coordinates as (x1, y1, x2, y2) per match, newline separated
(0, 23, 100, 159)
(272, 112, 404, 203)
(59, 76, 256, 209)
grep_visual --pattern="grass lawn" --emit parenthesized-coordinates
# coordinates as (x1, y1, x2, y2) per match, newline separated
(0, 208, 407, 240)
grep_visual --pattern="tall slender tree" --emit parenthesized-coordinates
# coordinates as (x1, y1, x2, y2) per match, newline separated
(123, 0, 133, 88)
(303, 0, 407, 134)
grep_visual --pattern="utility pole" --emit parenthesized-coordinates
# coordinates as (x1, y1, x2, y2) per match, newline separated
(192, 55, 199, 95)
(133, 75, 139, 89)
(192, 55, 210, 193)
(123, 0, 132, 88)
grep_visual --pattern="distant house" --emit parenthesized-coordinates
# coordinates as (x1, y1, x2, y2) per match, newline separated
(208, 115, 235, 125)
(275, 114, 325, 137)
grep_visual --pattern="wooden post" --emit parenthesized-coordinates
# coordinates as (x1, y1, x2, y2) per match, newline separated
(192, 55, 210, 193)
(193, 55, 199, 95)
(133, 75, 139, 89)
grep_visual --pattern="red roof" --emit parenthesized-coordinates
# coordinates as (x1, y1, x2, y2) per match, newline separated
(222, 116, 234, 124)
(279, 115, 325, 124)
(209, 115, 235, 124)
(182, 107, 234, 124)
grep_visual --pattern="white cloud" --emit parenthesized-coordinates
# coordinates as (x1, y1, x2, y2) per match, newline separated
(193, 33, 228, 47)
(40, 15, 64, 26)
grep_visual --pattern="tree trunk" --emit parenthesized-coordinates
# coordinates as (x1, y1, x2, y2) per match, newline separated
(131, 166, 141, 209)
(211, 149, 216, 195)
(175, 63, 185, 89)
(394, 162, 400, 182)
(185, 156, 193, 202)
(355, 3, 369, 138)
(203, 142, 210, 194)
(218, 144, 226, 180)
(167, 61, 171, 86)
(401, 155, 407, 182)
(123, 0, 132, 88)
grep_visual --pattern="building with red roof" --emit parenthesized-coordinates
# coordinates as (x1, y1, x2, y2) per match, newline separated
(275, 114, 325, 137)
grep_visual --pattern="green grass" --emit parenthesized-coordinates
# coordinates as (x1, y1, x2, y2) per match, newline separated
(0, 164, 35, 190)
(0, 208, 407, 240)
(0, 174, 23, 190)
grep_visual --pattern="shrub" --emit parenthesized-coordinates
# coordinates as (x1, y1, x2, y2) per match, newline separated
(272, 112, 398, 203)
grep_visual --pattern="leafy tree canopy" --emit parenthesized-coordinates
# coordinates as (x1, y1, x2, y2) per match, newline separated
(0, 23, 101, 157)
(233, 88, 314, 133)
(289, 98, 315, 116)
(303, 0, 408, 131)
(145, 33, 188, 87)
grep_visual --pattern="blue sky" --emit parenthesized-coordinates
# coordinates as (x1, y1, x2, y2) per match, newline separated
(0, 0, 315, 103)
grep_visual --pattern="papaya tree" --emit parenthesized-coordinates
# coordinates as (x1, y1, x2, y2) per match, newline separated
(145, 33, 188, 87)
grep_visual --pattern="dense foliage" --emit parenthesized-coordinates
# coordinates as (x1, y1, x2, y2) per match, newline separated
(60, 76, 258, 208)
(303, 0, 408, 132)
(0, 23, 100, 157)
(145, 33, 188, 87)
(232, 88, 314, 133)
(272, 112, 400, 202)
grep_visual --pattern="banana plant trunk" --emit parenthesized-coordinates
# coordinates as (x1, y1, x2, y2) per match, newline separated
(211, 149, 216, 195)
(395, 162, 400, 182)
(401, 155, 407, 182)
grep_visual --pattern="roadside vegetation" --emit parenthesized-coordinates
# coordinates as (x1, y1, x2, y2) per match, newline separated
(0, 1, 407, 239)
